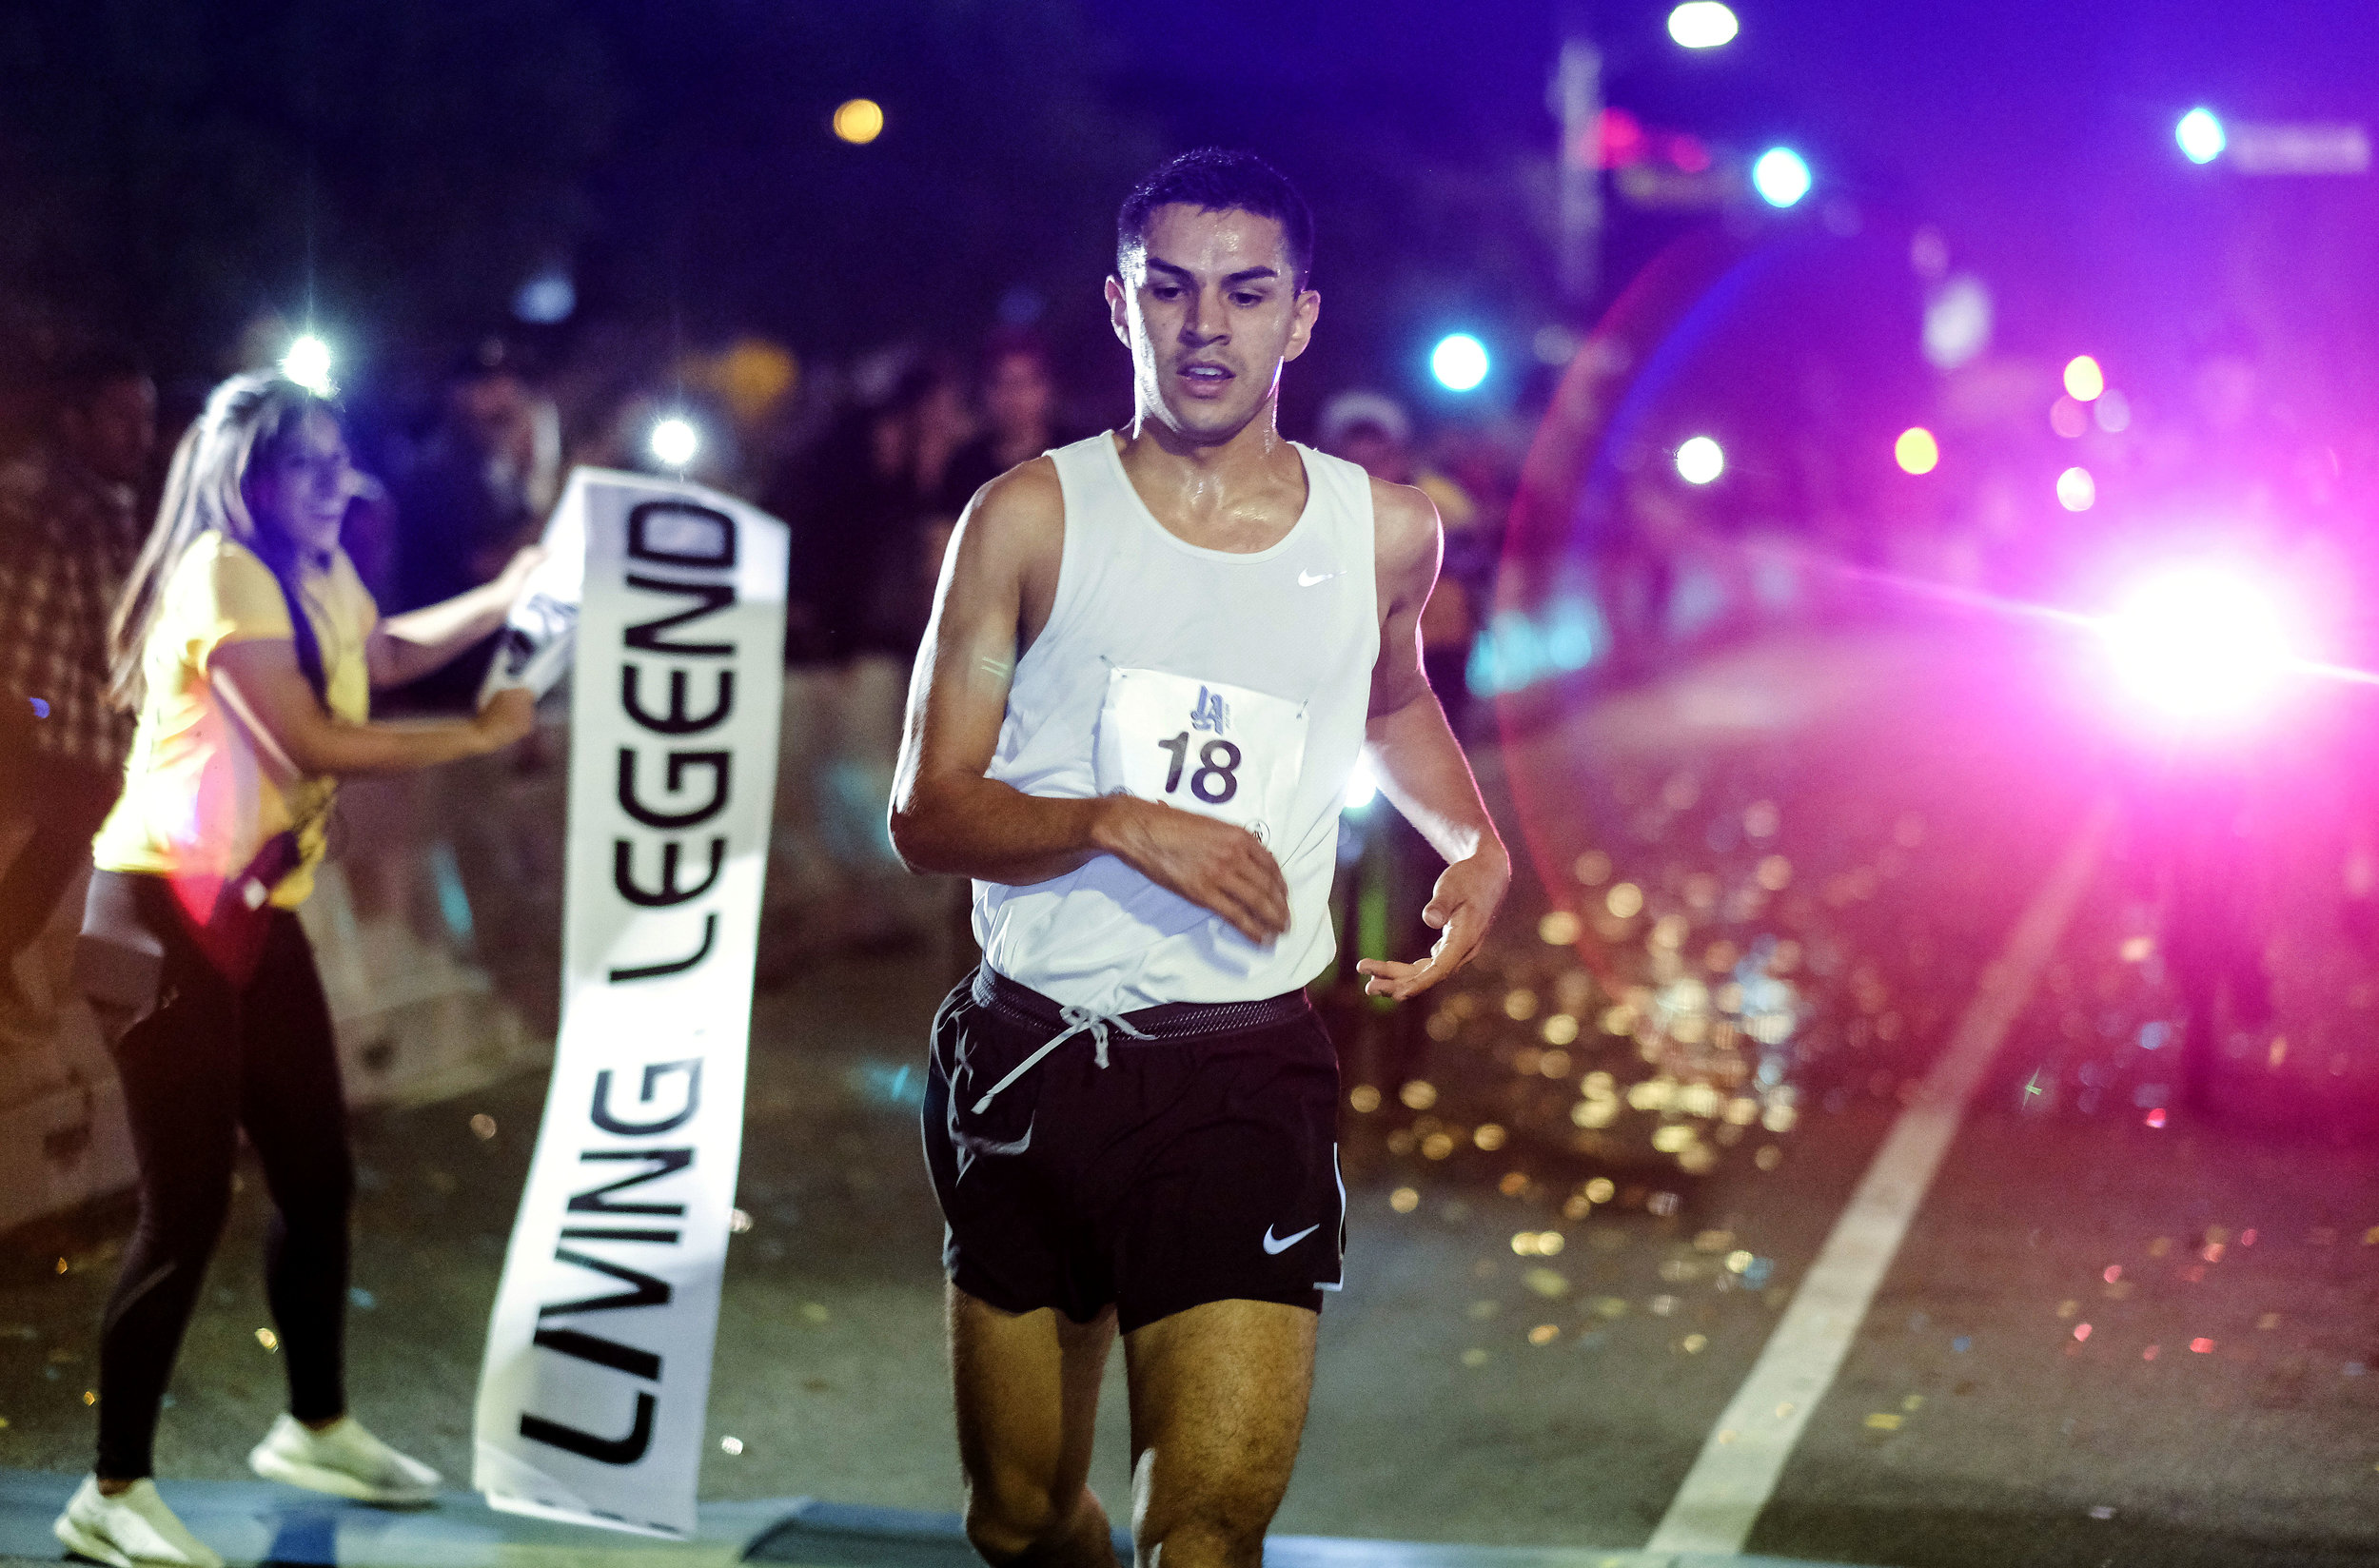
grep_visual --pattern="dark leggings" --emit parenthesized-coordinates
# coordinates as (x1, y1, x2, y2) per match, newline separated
(92, 877, 353, 1480)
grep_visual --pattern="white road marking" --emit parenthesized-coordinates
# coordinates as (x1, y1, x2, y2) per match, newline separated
(1645, 798, 2113, 1556)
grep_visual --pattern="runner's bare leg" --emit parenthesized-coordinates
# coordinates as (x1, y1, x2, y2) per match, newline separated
(950, 1285, 1122, 1566)
(1122, 1300, 1316, 1568)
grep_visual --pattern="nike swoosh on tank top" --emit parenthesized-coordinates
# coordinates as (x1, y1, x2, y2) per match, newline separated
(974, 433, 1380, 1013)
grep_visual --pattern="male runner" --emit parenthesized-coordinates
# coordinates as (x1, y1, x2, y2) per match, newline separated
(891, 148, 1509, 1568)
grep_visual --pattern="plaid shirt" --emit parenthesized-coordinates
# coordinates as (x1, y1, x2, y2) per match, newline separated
(0, 452, 144, 773)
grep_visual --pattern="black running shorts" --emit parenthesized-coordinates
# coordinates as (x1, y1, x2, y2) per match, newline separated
(922, 966, 1345, 1333)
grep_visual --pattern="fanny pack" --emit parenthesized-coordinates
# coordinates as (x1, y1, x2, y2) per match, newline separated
(75, 831, 304, 1031)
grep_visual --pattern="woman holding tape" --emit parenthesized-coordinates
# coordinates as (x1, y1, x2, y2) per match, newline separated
(54, 372, 541, 1568)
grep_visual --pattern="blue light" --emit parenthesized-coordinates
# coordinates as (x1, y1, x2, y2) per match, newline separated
(2176, 108, 2226, 165)
(1750, 147, 1812, 208)
(1430, 333, 1490, 392)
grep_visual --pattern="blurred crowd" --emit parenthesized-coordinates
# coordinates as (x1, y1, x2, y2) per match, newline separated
(0, 314, 1524, 992)
(4, 277, 2369, 992)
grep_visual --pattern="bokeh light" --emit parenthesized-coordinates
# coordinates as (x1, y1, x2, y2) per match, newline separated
(2176, 107, 2226, 165)
(833, 98, 885, 145)
(650, 416, 700, 468)
(281, 334, 335, 396)
(1675, 435, 1725, 484)
(1666, 2, 1740, 49)
(1431, 332, 1490, 391)
(1344, 755, 1380, 810)
(2055, 465, 2095, 512)
(2063, 355, 2106, 402)
(1894, 427, 1939, 475)
(1750, 147, 1813, 208)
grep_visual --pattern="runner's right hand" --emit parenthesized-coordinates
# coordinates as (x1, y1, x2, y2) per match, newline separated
(1099, 795, 1290, 944)
(473, 686, 539, 752)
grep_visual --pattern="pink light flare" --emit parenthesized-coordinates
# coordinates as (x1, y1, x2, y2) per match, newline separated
(2100, 564, 2296, 731)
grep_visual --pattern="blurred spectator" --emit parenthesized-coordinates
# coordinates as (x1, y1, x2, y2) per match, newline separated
(0, 347, 156, 1019)
(765, 359, 971, 958)
(385, 337, 560, 708)
(1318, 391, 1484, 728)
(939, 332, 1072, 508)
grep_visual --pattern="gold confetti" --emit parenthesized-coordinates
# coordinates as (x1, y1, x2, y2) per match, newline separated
(1539, 911, 1583, 946)
(1543, 1014, 1581, 1048)
(53, 1259, 67, 1276)
(1726, 1250, 1755, 1274)
(1606, 883, 1644, 919)
(1776, 1401, 1796, 1420)
(1681, 1334, 1707, 1353)
(1400, 1081, 1438, 1110)
(1422, 1132, 1456, 1160)
(469, 1113, 498, 1140)
(1461, 1348, 1490, 1367)
(719, 1436, 744, 1455)
(1574, 850, 1612, 884)
(1524, 1267, 1570, 1299)
(1474, 1124, 1507, 1151)
(1390, 1187, 1420, 1213)
(1349, 1085, 1382, 1112)
(1717, 1429, 1737, 1444)
(1865, 1412, 1902, 1430)
(255, 1328, 279, 1351)
(82, 1390, 95, 1406)
(1584, 1177, 1617, 1204)
(1504, 990, 1540, 1021)
(1529, 1324, 1562, 1345)
(1903, 1395, 1924, 1412)
(800, 1303, 830, 1323)
(1540, 1047, 1574, 1075)
(1499, 1171, 1529, 1196)
(1756, 1146, 1783, 1170)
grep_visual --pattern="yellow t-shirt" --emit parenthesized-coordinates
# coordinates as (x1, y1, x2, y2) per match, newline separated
(93, 533, 377, 908)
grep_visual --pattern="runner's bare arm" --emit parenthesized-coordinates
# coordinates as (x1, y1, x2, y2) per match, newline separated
(1353, 478, 1510, 1000)
(889, 461, 1291, 942)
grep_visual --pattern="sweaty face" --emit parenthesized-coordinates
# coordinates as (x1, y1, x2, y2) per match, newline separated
(248, 409, 357, 558)
(1108, 205, 1318, 444)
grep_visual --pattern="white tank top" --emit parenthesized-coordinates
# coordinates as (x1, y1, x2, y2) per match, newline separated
(974, 433, 1379, 1012)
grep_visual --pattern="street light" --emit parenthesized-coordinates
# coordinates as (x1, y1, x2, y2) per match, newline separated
(281, 334, 335, 397)
(650, 416, 700, 469)
(1430, 333, 1490, 392)
(2176, 108, 2226, 165)
(1751, 147, 1813, 207)
(1676, 436, 1725, 484)
(1666, 2, 1740, 49)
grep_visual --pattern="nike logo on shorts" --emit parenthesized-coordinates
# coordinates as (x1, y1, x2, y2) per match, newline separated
(1297, 570, 1337, 587)
(1263, 1223, 1320, 1255)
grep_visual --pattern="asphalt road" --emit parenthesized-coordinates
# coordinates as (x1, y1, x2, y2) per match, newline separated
(7, 619, 2379, 1566)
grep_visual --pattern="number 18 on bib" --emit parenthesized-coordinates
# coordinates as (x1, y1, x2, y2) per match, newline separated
(1093, 668, 1308, 850)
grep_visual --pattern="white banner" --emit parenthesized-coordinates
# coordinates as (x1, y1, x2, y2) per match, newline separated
(473, 468, 787, 1538)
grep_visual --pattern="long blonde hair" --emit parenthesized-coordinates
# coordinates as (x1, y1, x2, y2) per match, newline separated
(108, 373, 338, 713)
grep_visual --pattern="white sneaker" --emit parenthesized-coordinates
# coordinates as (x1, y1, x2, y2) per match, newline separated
(247, 1411, 441, 1505)
(52, 1475, 224, 1568)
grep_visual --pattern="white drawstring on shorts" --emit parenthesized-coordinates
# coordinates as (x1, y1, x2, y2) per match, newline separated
(971, 1005, 1151, 1113)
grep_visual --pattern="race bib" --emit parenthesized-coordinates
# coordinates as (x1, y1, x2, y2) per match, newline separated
(1093, 668, 1307, 849)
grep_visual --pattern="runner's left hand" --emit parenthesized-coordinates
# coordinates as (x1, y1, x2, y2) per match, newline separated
(1356, 848, 1511, 1001)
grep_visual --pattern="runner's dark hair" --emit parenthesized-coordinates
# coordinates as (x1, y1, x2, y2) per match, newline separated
(1117, 148, 1314, 289)
(108, 372, 334, 715)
